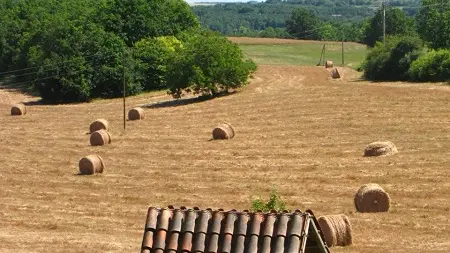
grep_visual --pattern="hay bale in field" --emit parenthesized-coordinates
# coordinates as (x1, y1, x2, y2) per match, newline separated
(317, 214, 352, 247)
(11, 103, 26, 116)
(212, 123, 235, 140)
(364, 141, 397, 157)
(325, 60, 334, 68)
(331, 68, 341, 79)
(128, 107, 145, 121)
(79, 155, 105, 175)
(354, 183, 391, 213)
(90, 129, 112, 146)
(89, 119, 109, 133)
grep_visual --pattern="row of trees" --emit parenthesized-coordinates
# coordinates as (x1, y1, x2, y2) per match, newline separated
(0, 0, 256, 103)
(265, 0, 420, 6)
(362, 0, 450, 82)
(192, 3, 377, 39)
(191, 1, 425, 41)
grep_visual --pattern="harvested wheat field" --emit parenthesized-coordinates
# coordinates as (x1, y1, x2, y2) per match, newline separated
(0, 65, 449, 253)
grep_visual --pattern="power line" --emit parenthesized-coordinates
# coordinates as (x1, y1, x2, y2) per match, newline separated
(2, 56, 118, 88)
(0, 52, 104, 76)
(406, 1, 450, 9)
(292, 25, 331, 37)
(3, 54, 116, 79)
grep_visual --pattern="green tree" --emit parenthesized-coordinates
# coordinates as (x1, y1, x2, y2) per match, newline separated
(285, 8, 321, 39)
(317, 23, 339, 40)
(416, 0, 450, 49)
(363, 7, 416, 47)
(26, 20, 140, 103)
(166, 31, 257, 98)
(133, 36, 182, 91)
(97, 0, 199, 46)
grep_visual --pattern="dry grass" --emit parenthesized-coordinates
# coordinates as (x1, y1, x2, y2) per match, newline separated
(0, 65, 449, 252)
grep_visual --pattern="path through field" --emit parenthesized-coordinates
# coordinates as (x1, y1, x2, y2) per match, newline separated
(0, 65, 449, 252)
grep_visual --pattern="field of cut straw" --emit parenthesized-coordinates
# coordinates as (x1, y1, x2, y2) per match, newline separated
(0, 38, 449, 253)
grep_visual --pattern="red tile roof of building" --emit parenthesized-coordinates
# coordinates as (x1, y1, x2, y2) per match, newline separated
(140, 206, 330, 253)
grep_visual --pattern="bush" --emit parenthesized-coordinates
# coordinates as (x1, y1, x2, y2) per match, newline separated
(166, 31, 257, 98)
(409, 49, 450, 82)
(362, 35, 423, 81)
(251, 188, 287, 212)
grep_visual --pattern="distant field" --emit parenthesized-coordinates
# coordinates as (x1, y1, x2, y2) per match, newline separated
(228, 37, 367, 68)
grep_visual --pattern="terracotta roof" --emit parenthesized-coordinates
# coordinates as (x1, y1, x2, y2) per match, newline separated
(140, 206, 330, 253)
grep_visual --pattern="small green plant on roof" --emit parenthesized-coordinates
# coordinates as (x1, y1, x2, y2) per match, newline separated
(251, 188, 287, 212)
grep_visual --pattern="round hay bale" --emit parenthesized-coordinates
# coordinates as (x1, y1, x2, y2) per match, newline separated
(90, 129, 112, 146)
(128, 107, 145, 121)
(354, 183, 391, 213)
(325, 61, 334, 68)
(89, 119, 109, 133)
(79, 155, 105, 175)
(331, 68, 341, 79)
(364, 141, 397, 157)
(317, 214, 352, 247)
(11, 103, 26, 116)
(212, 123, 235, 140)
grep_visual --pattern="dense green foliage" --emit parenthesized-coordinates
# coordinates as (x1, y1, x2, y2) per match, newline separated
(133, 36, 182, 91)
(409, 49, 450, 82)
(362, 7, 416, 47)
(0, 0, 255, 103)
(166, 31, 257, 98)
(362, 36, 423, 81)
(96, 0, 199, 46)
(416, 0, 450, 49)
(362, 1, 450, 82)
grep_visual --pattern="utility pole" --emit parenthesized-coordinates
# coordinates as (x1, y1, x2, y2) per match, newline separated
(383, 0, 386, 44)
(332, 14, 344, 66)
(122, 52, 126, 131)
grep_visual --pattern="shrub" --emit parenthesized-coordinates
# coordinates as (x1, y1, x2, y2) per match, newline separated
(362, 35, 423, 81)
(166, 31, 257, 98)
(251, 188, 287, 212)
(408, 49, 450, 82)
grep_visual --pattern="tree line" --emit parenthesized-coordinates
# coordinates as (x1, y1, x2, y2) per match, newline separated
(191, 1, 423, 41)
(0, 0, 256, 103)
(362, 0, 450, 82)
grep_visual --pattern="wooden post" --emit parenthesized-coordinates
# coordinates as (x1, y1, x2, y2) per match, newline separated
(123, 53, 126, 130)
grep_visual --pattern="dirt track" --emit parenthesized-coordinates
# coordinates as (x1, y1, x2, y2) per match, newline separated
(0, 65, 449, 252)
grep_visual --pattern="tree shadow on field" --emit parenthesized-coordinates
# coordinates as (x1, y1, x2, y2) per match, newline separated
(143, 91, 237, 109)
(23, 100, 45, 106)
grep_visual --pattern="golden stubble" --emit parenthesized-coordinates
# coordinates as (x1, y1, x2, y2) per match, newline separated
(0, 65, 449, 252)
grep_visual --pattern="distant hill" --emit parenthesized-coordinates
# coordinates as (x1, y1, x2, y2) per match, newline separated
(191, 1, 421, 37)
